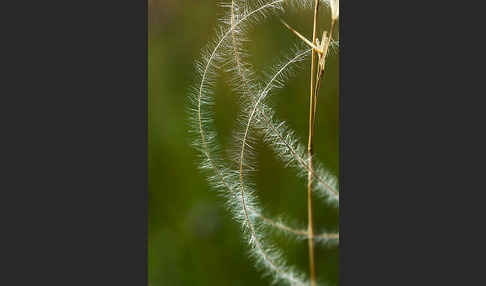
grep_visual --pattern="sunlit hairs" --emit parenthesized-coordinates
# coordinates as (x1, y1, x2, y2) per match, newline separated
(189, 0, 339, 285)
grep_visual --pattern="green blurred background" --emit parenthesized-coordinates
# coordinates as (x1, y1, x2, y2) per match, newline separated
(149, 0, 339, 285)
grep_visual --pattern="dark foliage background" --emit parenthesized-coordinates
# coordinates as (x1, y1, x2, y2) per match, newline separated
(149, 0, 339, 285)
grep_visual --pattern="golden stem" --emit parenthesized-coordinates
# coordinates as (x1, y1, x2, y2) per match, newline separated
(308, 1, 319, 285)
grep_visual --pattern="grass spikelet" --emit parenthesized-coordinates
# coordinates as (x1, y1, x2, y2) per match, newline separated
(189, 0, 339, 285)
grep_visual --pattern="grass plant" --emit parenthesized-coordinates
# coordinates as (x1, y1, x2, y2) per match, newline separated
(190, 1, 339, 284)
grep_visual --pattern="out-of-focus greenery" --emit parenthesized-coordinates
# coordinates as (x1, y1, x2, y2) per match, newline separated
(149, 0, 339, 285)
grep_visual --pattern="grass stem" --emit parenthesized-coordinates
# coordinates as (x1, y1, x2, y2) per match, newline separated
(307, 1, 320, 285)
